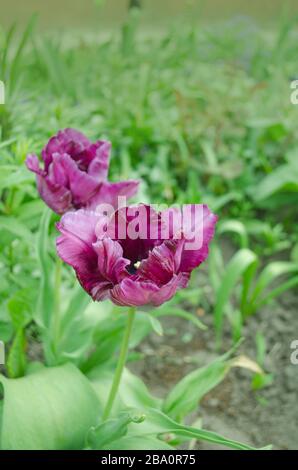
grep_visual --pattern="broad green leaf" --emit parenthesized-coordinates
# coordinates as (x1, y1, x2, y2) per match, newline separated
(118, 369, 161, 410)
(0, 363, 100, 450)
(107, 435, 173, 450)
(90, 367, 161, 413)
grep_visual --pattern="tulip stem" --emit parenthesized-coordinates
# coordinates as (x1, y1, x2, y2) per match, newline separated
(53, 256, 62, 356)
(102, 306, 136, 421)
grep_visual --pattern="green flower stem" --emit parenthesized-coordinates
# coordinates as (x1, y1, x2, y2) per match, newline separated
(102, 306, 136, 421)
(53, 256, 62, 355)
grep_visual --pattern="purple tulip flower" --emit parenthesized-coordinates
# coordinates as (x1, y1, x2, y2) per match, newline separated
(26, 128, 139, 214)
(56, 204, 218, 307)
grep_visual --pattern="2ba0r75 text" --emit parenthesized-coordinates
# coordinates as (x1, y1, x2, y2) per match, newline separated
(145, 454, 196, 465)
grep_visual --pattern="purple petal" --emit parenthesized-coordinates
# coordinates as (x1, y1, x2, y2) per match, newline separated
(87, 180, 139, 210)
(42, 128, 91, 170)
(47, 153, 68, 187)
(151, 272, 190, 306)
(56, 209, 99, 246)
(110, 278, 159, 307)
(26, 154, 44, 176)
(92, 238, 130, 284)
(87, 141, 111, 180)
(90, 281, 114, 301)
(36, 175, 72, 214)
(179, 205, 218, 273)
(50, 153, 100, 207)
(138, 239, 185, 286)
(26, 154, 73, 214)
(56, 210, 111, 299)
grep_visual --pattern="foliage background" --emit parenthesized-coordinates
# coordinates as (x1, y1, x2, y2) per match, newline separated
(0, 0, 297, 450)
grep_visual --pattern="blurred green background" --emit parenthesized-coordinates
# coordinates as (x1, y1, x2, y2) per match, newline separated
(1, 0, 298, 30)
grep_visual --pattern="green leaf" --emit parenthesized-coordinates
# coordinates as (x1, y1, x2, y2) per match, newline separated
(127, 408, 270, 450)
(252, 373, 274, 391)
(35, 37, 75, 97)
(248, 261, 298, 313)
(255, 275, 298, 312)
(148, 315, 163, 336)
(218, 220, 249, 248)
(9, 15, 37, 94)
(6, 329, 26, 378)
(155, 306, 207, 331)
(0, 216, 33, 246)
(90, 367, 161, 413)
(0, 322, 13, 342)
(15, 200, 44, 223)
(0, 167, 32, 191)
(214, 248, 258, 344)
(208, 244, 225, 294)
(162, 344, 242, 420)
(0, 363, 100, 450)
(107, 435, 173, 450)
(87, 410, 145, 450)
(163, 356, 229, 420)
(254, 160, 298, 201)
(82, 311, 158, 373)
(1, 22, 17, 76)
(54, 286, 93, 364)
(7, 288, 33, 330)
(35, 208, 54, 330)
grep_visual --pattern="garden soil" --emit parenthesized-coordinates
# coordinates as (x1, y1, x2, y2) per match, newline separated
(132, 280, 298, 450)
